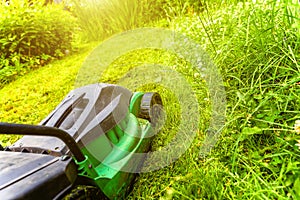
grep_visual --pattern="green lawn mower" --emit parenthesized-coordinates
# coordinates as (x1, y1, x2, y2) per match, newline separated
(0, 83, 163, 199)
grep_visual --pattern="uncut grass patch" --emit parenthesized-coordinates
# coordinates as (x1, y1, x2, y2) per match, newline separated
(127, 1, 300, 199)
(72, 0, 161, 41)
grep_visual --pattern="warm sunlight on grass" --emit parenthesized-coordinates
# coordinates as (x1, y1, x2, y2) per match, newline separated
(0, 0, 300, 199)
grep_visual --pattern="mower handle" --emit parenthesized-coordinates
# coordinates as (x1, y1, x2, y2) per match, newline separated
(0, 122, 85, 162)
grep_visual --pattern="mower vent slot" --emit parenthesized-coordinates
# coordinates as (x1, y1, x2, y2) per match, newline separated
(53, 94, 86, 129)
(60, 98, 89, 130)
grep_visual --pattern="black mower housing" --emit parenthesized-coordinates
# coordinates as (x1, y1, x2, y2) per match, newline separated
(0, 152, 77, 200)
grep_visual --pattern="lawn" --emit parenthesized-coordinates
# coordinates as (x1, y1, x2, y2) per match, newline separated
(0, 0, 300, 199)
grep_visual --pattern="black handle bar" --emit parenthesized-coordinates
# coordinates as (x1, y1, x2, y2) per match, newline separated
(0, 122, 85, 162)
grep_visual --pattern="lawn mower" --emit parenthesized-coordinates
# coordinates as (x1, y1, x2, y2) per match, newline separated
(0, 83, 163, 199)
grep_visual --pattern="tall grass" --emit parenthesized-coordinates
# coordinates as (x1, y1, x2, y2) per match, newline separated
(72, 0, 160, 41)
(129, 0, 300, 199)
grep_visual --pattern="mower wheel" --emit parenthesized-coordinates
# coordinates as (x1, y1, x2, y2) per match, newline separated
(0, 144, 3, 151)
(138, 92, 163, 128)
(62, 186, 108, 200)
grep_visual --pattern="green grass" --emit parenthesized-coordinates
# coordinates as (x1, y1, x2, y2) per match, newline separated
(131, 1, 300, 199)
(72, 0, 160, 41)
(1, 0, 300, 199)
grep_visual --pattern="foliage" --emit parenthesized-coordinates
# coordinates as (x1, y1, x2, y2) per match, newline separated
(71, 0, 160, 41)
(155, 0, 205, 18)
(0, 0, 77, 87)
(71, 0, 207, 41)
(154, 0, 250, 19)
